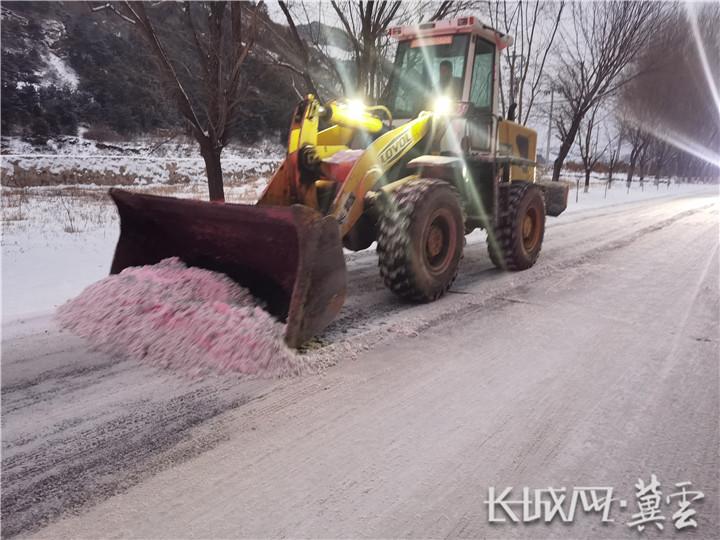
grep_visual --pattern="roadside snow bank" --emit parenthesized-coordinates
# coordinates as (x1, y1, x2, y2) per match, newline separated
(56, 258, 304, 378)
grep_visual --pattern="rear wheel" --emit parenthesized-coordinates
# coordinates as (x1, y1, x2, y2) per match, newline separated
(377, 178, 464, 301)
(487, 182, 545, 270)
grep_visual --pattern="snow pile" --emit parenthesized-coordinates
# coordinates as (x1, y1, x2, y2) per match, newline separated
(56, 258, 306, 378)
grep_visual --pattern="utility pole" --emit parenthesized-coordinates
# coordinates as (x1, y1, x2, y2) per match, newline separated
(545, 86, 554, 162)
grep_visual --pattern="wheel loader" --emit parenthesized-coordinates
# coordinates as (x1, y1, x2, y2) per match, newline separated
(109, 17, 568, 347)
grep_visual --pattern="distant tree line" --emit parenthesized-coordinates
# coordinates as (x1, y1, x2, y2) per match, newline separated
(567, 1, 720, 189)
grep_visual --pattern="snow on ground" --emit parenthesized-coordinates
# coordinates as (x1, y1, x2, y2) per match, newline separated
(1, 134, 285, 159)
(41, 50, 79, 90)
(57, 257, 303, 378)
(563, 179, 706, 213)
(1, 136, 286, 320)
(1, 136, 285, 186)
(3, 192, 717, 539)
(1, 153, 280, 186)
(1, 167, 716, 325)
(0, 180, 273, 320)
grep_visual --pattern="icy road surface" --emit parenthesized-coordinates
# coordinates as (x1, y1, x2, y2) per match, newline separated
(2, 189, 719, 538)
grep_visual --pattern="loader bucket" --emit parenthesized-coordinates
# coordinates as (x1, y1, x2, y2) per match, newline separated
(108, 189, 346, 348)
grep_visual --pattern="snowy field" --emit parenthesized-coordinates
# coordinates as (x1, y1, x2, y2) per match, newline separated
(0, 136, 283, 321)
(1, 144, 717, 324)
(1, 135, 284, 186)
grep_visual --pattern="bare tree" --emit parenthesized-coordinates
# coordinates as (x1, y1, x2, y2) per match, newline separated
(624, 125, 650, 192)
(426, 1, 464, 22)
(325, 1, 477, 100)
(650, 140, 672, 188)
(618, 2, 720, 182)
(637, 139, 651, 190)
(270, 1, 322, 97)
(605, 122, 624, 190)
(93, 1, 263, 201)
(328, 1, 402, 100)
(484, 0, 565, 124)
(575, 103, 609, 196)
(551, 1, 665, 182)
(270, 1, 394, 101)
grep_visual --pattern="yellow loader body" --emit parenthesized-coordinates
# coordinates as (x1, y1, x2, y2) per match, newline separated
(109, 17, 567, 348)
(110, 96, 431, 347)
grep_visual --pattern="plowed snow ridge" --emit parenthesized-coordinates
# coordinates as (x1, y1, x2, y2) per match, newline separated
(56, 258, 304, 378)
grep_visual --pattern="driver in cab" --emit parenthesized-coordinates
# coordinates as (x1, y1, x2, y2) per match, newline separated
(438, 60, 461, 99)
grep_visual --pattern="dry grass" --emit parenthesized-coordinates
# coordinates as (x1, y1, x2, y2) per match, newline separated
(1, 185, 116, 236)
(0, 178, 262, 238)
(1, 158, 279, 188)
(82, 125, 124, 143)
(1, 189, 29, 222)
(0, 165, 275, 236)
(3, 208, 26, 221)
(142, 183, 206, 197)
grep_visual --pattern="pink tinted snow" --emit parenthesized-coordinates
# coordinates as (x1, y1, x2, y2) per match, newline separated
(56, 258, 305, 378)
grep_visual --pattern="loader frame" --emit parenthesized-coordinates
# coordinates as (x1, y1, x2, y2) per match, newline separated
(108, 16, 568, 349)
(257, 16, 568, 254)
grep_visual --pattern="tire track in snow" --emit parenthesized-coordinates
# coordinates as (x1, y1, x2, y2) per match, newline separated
(1, 384, 255, 538)
(314, 200, 715, 351)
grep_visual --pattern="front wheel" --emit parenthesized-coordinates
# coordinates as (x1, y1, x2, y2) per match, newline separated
(377, 178, 465, 301)
(487, 182, 546, 270)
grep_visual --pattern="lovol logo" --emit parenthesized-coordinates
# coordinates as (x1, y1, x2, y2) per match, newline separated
(335, 192, 356, 225)
(379, 129, 413, 166)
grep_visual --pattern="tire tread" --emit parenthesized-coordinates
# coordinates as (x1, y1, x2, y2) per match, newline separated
(487, 182, 545, 271)
(377, 178, 464, 301)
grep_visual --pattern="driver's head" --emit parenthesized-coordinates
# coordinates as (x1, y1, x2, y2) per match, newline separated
(439, 60, 453, 86)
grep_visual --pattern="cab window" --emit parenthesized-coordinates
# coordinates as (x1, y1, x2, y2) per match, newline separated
(470, 39, 494, 110)
(386, 34, 470, 118)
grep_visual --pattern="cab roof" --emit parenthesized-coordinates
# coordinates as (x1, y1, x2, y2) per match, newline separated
(388, 16, 513, 50)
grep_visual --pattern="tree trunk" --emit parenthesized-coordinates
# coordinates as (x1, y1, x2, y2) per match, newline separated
(626, 156, 637, 191)
(608, 167, 613, 189)
(575, 176, 580, 203)
(551, 144, 567, 182)
(584, 169, 591, 193)
(551, 119, 581, 182)
(199, 139, 225, 202)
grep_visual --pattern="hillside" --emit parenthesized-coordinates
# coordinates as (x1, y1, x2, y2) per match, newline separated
(0, 2, 348, 145)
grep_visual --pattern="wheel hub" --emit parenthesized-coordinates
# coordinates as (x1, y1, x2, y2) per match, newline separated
(423, 210, 455, 274)
(522, 207, 540, 252)
(427, 224, 444, 258)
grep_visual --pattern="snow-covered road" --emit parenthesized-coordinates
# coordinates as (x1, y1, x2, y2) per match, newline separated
(2, 189, 719, 538)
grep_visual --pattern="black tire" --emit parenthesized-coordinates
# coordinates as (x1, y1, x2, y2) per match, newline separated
(377, 178, 465, 301)
(487, 182, 545, 270)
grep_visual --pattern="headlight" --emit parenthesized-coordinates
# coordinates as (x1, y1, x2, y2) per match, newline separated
(345, 99, 366, 119)
(433, 95, 453, 116)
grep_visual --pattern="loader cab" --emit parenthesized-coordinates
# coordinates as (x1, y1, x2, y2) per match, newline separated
(385, 18, 511, 155)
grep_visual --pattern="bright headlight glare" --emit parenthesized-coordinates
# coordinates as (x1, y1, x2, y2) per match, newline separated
(345, 99, 366, 119)
(433, 96, 452, 115)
